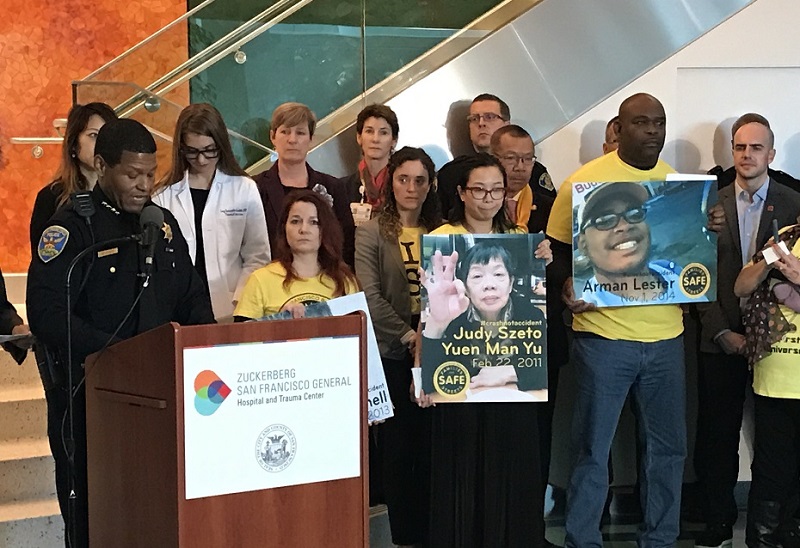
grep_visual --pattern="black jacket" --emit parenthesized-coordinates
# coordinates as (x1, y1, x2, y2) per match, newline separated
(253, 163, 356, 267)
(29, 182, 62, 257)
(0, 267, 26, 364)
(27, 185, 214, 376)
(697, 179, 800, 353)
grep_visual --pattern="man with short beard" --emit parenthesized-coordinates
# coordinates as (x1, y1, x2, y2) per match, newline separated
(695, 114, 800, 548)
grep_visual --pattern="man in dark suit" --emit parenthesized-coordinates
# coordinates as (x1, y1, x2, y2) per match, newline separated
(0, 267, 30, 364)
(695, 114, 800, 548)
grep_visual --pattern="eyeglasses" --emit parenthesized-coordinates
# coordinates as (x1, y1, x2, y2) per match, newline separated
(182, 146, 220, 160)
(464, 186, 506, 200)
(466, 113, 506, 125)
(583, 206, 647, 231)
(500, 154, 536, 166)
(395, 175, 430, 187)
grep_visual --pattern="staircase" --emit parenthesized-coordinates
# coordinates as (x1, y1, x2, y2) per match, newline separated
(0, 277, 63, 547)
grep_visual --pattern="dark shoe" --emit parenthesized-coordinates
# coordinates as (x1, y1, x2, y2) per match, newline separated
(695, 523, 733, 548)
(746, 499, 782, 547)
(600, 491, 612, 527)
(781, 517, 800, 548)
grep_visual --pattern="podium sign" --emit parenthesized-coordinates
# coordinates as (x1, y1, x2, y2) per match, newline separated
(183, 336, 361, 500)
(87, 319, 369, 547)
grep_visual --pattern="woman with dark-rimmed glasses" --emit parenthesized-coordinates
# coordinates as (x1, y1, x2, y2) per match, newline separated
(154, 103, 270, 321)
(415, 153, 553, 548)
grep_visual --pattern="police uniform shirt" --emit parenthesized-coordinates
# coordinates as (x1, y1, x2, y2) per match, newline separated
(27, 185, 214, 365)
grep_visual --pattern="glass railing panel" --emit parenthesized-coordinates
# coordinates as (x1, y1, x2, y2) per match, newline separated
(73, 80, 271, 171)
(73, 81, 186, 137)
(83, 0, 279, 88)
(187, 0, 507, 157)
(187, 0, 287, 54)
(188, 0, 364, 156)
(363, 0, 500, 89)
(75, 0, 520, 171)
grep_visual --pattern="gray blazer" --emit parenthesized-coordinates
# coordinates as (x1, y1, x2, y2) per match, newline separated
(698, 179, 800, 353)
(354, 218, 415, 360)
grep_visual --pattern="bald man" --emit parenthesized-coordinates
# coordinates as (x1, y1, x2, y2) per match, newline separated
(548, 93, 686, 547)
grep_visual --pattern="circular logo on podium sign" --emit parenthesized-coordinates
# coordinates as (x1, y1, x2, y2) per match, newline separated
(256, 424, 296, 472)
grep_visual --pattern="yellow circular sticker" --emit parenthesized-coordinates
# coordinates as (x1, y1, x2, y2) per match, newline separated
(679, 263, 711, 298)
(433, 361, 470, 399)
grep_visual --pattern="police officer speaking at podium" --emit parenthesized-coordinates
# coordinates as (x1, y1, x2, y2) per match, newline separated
(27, 118, 215, 548)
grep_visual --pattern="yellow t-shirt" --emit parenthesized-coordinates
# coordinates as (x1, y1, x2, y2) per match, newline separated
(753, 236, 800, 398)
(430, 223, 526, 236)
(234, 262, 358, 319)
(546, 151, 683, 342)
(399, 226, 425, 314)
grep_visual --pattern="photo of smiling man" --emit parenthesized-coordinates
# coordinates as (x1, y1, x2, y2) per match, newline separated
(572, 179, 717, 307)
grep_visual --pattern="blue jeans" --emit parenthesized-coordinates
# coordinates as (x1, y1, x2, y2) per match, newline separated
(565, 335, 686, 548)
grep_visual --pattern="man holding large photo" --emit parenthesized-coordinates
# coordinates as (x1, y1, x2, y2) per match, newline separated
(547, 93, 685, 547)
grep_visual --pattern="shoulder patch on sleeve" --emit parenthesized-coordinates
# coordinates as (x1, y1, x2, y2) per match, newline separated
(38, 225, 70, 263)
(539, 172, 555, 191)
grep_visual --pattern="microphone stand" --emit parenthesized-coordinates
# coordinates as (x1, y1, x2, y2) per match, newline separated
(63, 234, 138, 547)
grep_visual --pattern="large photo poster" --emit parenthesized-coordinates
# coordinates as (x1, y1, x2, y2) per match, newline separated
(571, 179, 718, 307)
(419, 234, 548, 403)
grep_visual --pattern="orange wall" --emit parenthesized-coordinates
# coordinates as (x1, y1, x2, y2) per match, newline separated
(0, 0, 187, 272)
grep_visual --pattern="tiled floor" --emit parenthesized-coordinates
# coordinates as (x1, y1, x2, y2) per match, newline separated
(369, 489, 749, 546)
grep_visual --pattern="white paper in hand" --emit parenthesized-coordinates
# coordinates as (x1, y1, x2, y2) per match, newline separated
(763, 241, 790, 265)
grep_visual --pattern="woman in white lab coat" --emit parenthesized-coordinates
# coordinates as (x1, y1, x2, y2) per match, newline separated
(154, 103, 270, 320)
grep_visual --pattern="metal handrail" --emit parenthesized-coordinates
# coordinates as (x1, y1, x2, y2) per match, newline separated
(83, 0, 217, 80)
(9, 137, 63, 144)
(247, 0, 538, 174)
(140, 0, 301, 96)
(117, 0, 315, 119)
(10, 130, 272, 152)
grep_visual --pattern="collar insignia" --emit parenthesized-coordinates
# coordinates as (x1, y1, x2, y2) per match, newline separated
(101, 201, 120, 215)
(162, 222, 173, 242)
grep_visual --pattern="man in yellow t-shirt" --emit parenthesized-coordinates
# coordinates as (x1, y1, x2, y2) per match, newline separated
(548, 94, 686, 548)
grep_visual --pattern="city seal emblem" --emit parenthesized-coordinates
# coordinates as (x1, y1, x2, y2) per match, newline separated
(256, 424, 297, 472)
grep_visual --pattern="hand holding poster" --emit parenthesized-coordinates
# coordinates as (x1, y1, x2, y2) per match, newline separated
(419, 234, 548, 403)
(571, 179, 718, 307)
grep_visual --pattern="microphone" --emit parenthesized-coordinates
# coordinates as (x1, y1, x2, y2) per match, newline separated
(139, 205, 164, 283)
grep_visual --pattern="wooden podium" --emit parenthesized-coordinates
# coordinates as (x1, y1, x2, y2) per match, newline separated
(85, 315, 368, 547)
